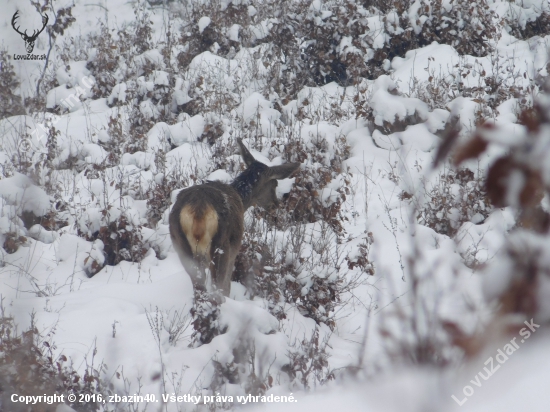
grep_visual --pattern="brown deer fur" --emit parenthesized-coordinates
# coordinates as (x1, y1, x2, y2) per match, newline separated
(169, 139, 300, 295)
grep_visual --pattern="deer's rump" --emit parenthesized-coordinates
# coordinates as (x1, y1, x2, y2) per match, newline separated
(169, 182, 244, 292)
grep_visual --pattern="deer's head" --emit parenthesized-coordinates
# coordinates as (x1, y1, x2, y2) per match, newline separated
(232, 138, 300, 210)
(12, 11, 48, 54)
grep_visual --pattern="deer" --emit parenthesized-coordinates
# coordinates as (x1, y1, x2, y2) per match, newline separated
(169, 138, 300, 296)
(11, 11, 49, 54)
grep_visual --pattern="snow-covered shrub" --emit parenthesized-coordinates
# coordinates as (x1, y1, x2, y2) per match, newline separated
(77, 209, 147, 269)
(345, 231, 375, 275)
(198, 334, 281, 411)
(24, 122, 63, 195)
(258, 0, 498, 88)
(202, 328, 332, 406)
(199, 118, 225, 146)
(280, 264, 343, 330)
(190, 289, 226, 346)
(454, 97, 550, 230)
(2, 233, 28, 254)
(487, 231, 547, 317)
(103, 109, 153, 168)
(364, 0, 394, 14)
(503, 0, 550, 40)
(102, 114, 126, 165)
(86, 25, 119, 99)
(207, 359, 240, 408)
(235, 218, 351, 330)
(375, 231, 470, 366)
(145, 305, 192, 348)
(0, 310, 109, 412)
(86, 2, 155, 99)
(233, 227, 283, 316)
(275, 134, 351, 233)
(176, 63, 240, 123)
(21, 210, 67, 233)
(145, 151, 192, 227)
(282, 327, 334, 390)
(207, 336, 274, 403)
(0, 50, 25, 119)
(125, 0, 154, 55)
(113, 110, 149, 159)
(1, 124, 67, 251)
(257, 0, 367, 88)
(409, 0, 497, 57)
(405, 55, 523, 115)
(405, 57, 461, 111)
(0, 173, 55, 254)
(415, 166, 490, 237)
(449, 80, 550, 339)
(28, 1, 77, 107)
(298, 1, 368, 86)
(177, 0, 251, 69)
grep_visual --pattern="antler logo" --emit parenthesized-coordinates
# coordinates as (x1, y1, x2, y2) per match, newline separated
(11, 11, 48, 54)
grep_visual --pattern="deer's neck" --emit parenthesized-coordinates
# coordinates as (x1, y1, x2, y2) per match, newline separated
(230, 164, 265, 209)
(230, 175, 254, 209)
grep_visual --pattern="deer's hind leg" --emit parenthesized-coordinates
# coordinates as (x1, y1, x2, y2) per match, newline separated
(210, 245, 230, 295)
(211, 235, 242, 296)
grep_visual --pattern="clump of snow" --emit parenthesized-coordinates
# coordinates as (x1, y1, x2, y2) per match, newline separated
(370, 75, 429, 126)
(198, 16, 212, 33)
(207, 169, 232, 183)
(152, 70, 169, 86)
(228, 24, 241, 42)
(133, 49, 166, 72)
(28, 224, 58, 244)
(108, 82, 127, 105)
(249, 18, 277, 41)
(121, 151, 155, 170)
(147, 116, 205, 150)
(0, 173, 50, 216)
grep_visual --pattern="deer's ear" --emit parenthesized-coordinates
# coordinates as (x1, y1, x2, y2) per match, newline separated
(268, 163, 300, 180)
(236, 138, 255, 167)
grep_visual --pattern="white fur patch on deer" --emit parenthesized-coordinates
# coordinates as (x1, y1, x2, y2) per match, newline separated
(179, 204, 218, 261)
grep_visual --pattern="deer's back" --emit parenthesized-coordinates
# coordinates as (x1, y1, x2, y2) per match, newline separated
(169, 181, 245, 260)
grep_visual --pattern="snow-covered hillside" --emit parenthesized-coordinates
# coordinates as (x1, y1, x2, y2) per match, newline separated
(1, 0, 550, 411)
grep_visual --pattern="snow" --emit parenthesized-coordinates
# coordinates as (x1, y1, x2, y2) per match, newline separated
(121, 151, 155, 170)
(207, 169, 232, 183)
(370, 76, 429, 126)
(199, 16, 212, 33)
(134, 49, 166, 72)
(147, 117, 205, 150)
(108, 83, 128, 105)
(0, 173, 50, 216)
(228, 24, 241, 42)
(240, 92, 274, 121)
(28, 224, 58, 244)
(250, 18, 277, 42)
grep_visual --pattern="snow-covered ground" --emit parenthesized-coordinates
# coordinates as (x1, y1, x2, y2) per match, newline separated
(1, 0, 550, 411)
